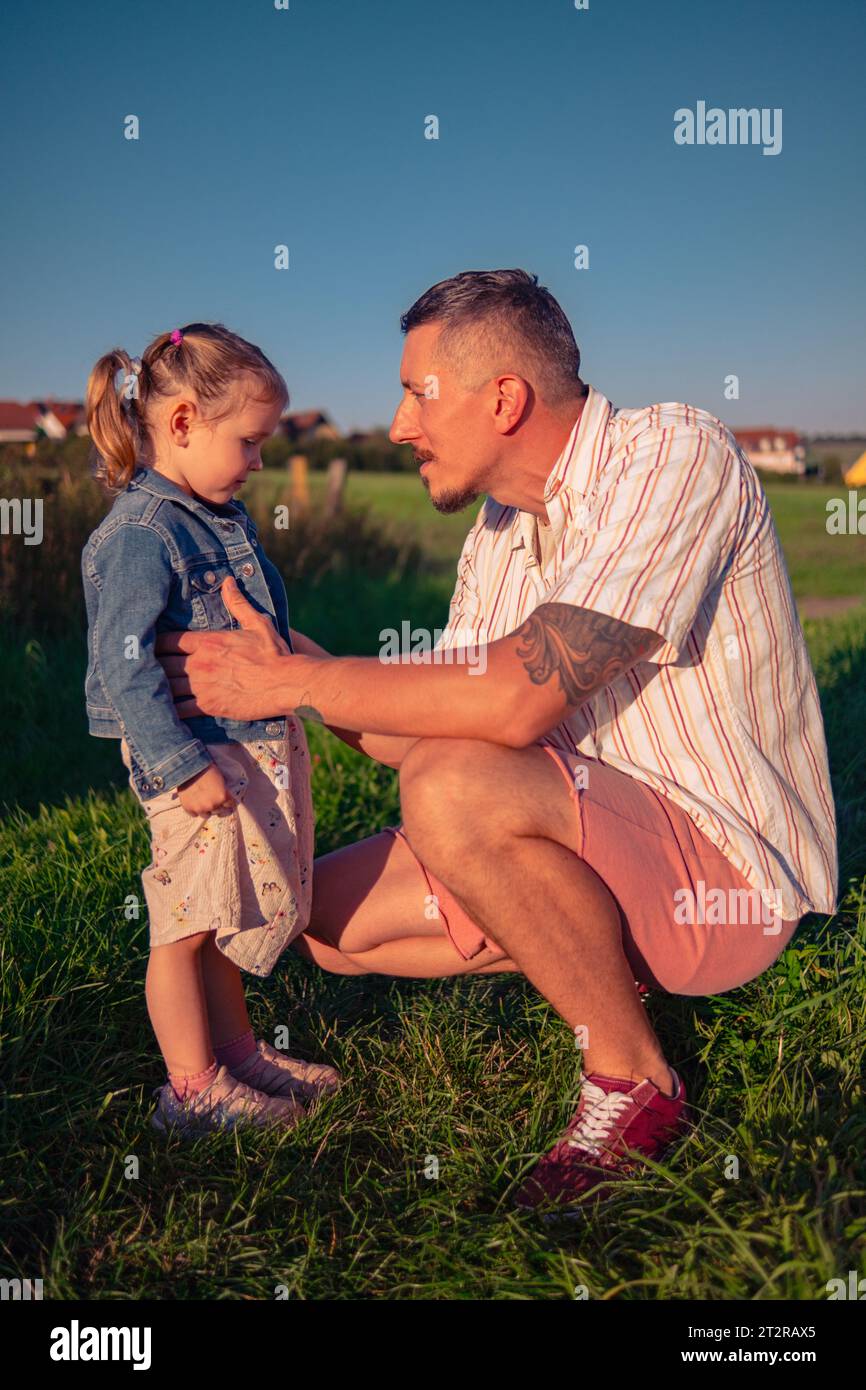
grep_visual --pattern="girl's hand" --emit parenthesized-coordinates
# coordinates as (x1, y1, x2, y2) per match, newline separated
(177, 762, 235, 815)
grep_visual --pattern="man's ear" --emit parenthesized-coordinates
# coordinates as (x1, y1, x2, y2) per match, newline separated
(491, 374, 531, 434)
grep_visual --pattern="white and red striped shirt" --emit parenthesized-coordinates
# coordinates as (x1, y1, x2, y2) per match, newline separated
(436, 385, 838, 920)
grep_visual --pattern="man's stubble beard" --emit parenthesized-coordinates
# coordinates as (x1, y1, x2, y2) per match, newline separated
(420, 473, 480, 515)
(416, 451, 479, 515)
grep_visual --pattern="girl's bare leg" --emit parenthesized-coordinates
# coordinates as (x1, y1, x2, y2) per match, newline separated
(200, 932, 253, 1046)
(145, 931, 213, 1074)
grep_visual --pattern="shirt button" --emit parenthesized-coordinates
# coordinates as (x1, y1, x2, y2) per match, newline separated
(266, 722, 281, 735)
(203, 570, 216, 584)
(240, 562, 254, 577)
(545, 478, 562, 500)
(151, 775, 164, 789)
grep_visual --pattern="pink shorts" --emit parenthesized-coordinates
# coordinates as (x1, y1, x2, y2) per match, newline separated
(389, 747, 801, 997)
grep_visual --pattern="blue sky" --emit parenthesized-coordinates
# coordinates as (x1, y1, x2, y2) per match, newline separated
(1, 0, 863, 432)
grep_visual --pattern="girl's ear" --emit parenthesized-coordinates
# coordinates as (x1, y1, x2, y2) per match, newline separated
(168, 399, 196, 447)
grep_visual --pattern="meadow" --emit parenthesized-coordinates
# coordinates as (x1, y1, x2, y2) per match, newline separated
(1, 460, 864, 1300)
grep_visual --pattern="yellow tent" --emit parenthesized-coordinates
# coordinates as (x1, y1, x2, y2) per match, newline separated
(844, 448, 866, 487)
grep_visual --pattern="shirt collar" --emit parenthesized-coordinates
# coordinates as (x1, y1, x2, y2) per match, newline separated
(542, 383, 614, 503)
(509, 384, 614, 553)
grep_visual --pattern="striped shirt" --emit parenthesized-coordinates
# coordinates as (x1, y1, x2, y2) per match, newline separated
(435, 384, 838, 921)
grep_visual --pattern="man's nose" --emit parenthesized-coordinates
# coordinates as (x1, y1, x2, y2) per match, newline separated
(389, 399, 419, 445)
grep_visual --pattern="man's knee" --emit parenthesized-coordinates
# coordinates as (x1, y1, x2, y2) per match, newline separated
(401, 738, 482, 846)
(401, 738, 587, 884)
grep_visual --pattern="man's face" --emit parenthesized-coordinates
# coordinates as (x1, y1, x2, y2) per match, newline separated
(389, 322, 491, 514)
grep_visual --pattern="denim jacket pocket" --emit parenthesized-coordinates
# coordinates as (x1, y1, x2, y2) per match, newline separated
(188, 562, 237, 630)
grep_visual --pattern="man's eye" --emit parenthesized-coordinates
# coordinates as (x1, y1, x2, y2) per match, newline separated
(243, 438, 258, 445)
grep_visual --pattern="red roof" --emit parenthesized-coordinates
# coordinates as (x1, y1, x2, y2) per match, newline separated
(0, 400, 41, 429)
(40, 400, 85, 429)
(734, 428, 802, 449)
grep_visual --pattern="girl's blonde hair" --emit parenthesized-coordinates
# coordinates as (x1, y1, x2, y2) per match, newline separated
(85, 322, 289, 491)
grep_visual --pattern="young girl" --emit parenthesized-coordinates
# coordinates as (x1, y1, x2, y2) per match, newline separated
(82, 322, 340, 1134)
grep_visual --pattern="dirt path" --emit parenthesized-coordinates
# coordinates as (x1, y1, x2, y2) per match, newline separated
(797, 595, 865, 620)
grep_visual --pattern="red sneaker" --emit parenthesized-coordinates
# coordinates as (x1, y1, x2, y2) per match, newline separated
(514, 1068, 688, 1210)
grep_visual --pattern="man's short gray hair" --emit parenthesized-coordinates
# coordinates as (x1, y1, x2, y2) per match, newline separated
(400, 269, 585, 407)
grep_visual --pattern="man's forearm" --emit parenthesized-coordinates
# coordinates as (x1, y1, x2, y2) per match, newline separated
(287, 650, 518, 744)
(175, 605, 662, 751)
(289, 628, 418, 766)
(284, 605, 663, 749)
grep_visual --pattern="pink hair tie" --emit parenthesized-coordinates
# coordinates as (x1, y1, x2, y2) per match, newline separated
(170, 329, 183, 344)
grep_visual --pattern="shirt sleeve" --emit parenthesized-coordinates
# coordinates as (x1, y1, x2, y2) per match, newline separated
(544, 424, 741, 665)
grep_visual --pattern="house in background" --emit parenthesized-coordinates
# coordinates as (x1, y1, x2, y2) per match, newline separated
(0, 399, 88, 443)
(0, 401, 42, 443)
(42, 400, 88, 437)
(278, 409, 340, 445)
(733, 428, 807, 476)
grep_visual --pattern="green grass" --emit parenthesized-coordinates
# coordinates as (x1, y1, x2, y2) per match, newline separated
(247, 467, 475, 566)
(762, 484, 866, 600)
(1, 480, 864, 1300)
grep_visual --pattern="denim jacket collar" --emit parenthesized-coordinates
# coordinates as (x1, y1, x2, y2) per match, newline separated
(128, 464, 248, 529)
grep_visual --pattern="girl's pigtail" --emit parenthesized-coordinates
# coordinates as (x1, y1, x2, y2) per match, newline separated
(85, 349, 144, 492)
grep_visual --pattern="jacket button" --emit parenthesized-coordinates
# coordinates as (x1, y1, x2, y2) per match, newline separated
(203, 570, 216, 584)
(266, 722, 281, 735)
(220, 521, 234, 530)
(151, 775, 164, 789)
(240, 562, 254, 577)
(141, 782, 150, 791)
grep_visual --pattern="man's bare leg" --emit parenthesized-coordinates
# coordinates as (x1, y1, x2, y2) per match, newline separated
(397, 737, 673, 1093)
(294, 739, 671, 1092)
(293, 831, 519, 978)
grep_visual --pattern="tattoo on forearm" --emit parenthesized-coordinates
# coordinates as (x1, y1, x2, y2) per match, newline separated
(514, 603, 662, 705)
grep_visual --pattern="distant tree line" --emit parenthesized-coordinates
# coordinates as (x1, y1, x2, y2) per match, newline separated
(262, 430, 416, 472)
(0, 430, 417, 475)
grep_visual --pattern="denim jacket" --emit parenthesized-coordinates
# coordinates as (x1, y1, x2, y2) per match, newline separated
(82, 465, 293, 801)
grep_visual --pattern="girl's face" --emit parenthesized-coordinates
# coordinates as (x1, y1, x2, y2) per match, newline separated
(153, 389, 285, 505)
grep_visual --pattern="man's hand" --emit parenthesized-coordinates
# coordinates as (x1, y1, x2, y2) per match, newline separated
(157, 579, 663, 753)
(156, 576, 315, 722)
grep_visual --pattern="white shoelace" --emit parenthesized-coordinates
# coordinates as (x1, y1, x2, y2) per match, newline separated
(566, 1080, 633, 1156)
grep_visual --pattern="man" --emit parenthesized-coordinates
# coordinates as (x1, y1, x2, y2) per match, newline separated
(160, 269, 838, 1208)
